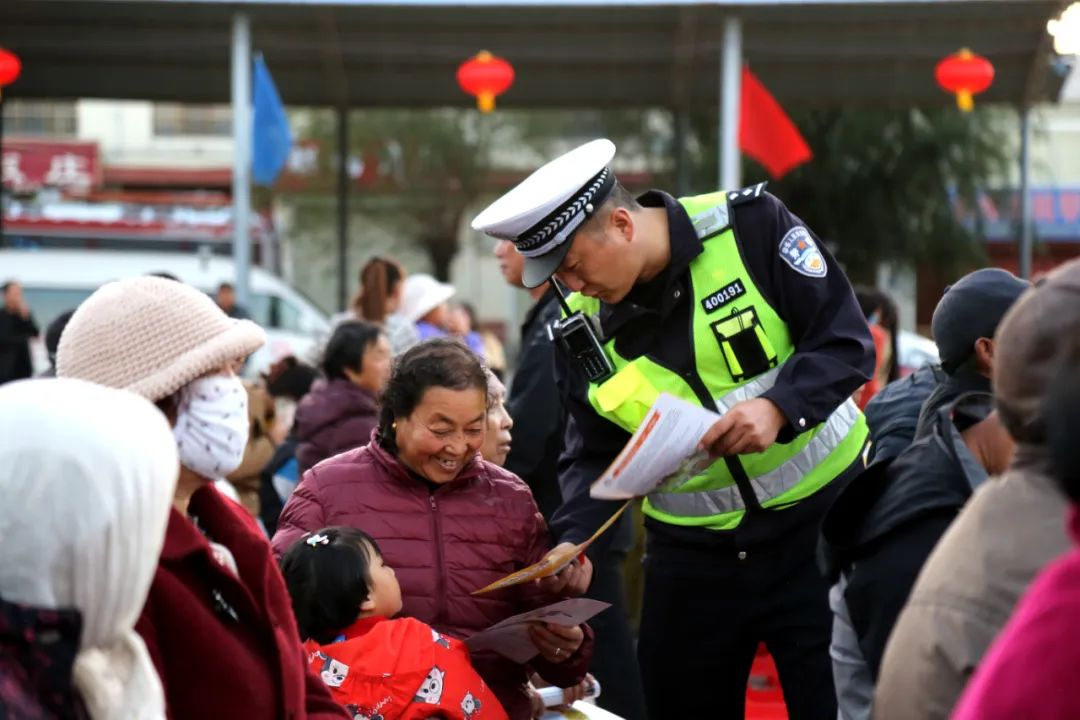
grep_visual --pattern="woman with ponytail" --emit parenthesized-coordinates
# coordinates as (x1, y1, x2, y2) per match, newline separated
(352, 256, 419, 356)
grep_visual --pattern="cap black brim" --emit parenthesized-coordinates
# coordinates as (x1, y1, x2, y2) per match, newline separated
(521, 240, 573, 289)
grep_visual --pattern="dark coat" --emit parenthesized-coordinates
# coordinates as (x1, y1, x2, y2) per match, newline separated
(860, 364, 948, 468)
(0, 597, 88, 720)
(135, 485, 347, 720)
(0, 309, 39, 385)
(821, 392, 994, 676)
(271, 439, 594, 720)
(295, 379, 379, 474)
(504, 289, 564, 521)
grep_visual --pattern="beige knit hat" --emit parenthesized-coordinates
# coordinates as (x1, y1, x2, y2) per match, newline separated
(57, 276, 267, 402)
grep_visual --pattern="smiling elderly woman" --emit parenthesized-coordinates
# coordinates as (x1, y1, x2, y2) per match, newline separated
(272, 338, 593, 720)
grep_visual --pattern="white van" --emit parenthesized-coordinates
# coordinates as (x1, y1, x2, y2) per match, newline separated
(1, 248, 330, 376)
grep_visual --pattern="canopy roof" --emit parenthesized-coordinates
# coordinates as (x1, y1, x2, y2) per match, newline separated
(2, 0, 1069, 109)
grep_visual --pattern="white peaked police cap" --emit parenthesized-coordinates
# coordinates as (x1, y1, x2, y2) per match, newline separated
(471, 138, 617, 289)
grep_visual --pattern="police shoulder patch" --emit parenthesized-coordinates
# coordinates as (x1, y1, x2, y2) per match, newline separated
(778, 226, 827, 278)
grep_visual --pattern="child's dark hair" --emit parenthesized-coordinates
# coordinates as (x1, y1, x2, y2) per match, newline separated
(354, 256, 405, 324)
(323, 321, 383, 381)
(280, 526, 382, 644)
(377, 338, 487, 454)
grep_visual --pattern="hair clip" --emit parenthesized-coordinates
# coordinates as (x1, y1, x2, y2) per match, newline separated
(306, 533, 330, 548)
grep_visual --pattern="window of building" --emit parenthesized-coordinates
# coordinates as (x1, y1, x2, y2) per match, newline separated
(153, 104, 232, 137)
(5, 101, 77, 136)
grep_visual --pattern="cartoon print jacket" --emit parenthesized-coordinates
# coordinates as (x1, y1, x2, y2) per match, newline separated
(304, 616, 508, 720)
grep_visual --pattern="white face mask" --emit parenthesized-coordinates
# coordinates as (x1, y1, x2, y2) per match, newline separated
(173, 375, 249, 481)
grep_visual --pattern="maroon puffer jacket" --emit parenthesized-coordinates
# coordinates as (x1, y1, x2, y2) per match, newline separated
(272, 436, 593, 720)
(294, 378, 378, 474)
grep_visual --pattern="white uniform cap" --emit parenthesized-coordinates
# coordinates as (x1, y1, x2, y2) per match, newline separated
(472, 138, 617, 288)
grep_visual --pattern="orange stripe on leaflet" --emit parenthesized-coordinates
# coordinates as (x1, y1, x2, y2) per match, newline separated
(613, 410, 661, 479)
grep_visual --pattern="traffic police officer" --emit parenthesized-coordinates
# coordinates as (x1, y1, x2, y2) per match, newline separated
(473, 139, 874, 718)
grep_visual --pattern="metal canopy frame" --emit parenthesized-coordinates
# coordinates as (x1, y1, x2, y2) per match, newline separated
(3, 0, 1068, 109)
(1, 0, 1068, 297)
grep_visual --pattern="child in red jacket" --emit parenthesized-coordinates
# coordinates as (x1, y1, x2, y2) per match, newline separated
(282, 526, 508, 720)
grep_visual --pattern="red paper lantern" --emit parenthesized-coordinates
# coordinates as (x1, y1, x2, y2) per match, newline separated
(457, 51, 514, 113)
(935, 49, 994, 112)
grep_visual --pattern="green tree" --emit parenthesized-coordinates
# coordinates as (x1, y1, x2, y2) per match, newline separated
(685, 107, 1012, 282)
(299, 108, 504, 281)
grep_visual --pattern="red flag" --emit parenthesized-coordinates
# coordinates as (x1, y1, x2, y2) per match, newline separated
(739, 67, 812, 179)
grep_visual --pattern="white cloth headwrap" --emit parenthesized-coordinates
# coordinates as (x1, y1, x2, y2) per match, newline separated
(0, 378, 177, 720)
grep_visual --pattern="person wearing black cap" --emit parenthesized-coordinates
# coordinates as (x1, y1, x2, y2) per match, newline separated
(820, 267, 1029, 720)
(474, 139, 875, 718)
(915, 268, 1030, 432)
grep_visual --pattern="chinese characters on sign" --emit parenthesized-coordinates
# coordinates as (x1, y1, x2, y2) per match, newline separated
(1, 140, 102, 192)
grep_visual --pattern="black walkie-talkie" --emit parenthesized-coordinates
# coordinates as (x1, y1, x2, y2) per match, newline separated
(545, 279, 615, 384)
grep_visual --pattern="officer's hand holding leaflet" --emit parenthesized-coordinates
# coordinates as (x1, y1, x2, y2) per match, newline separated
(698, 397, 788, 458)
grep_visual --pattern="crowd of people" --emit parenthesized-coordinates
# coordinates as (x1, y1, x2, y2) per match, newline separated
(0, 249, 595, 720)
(3, 138, 1080, 720)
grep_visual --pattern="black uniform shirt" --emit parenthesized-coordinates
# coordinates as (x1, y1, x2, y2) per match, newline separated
(551, 189, 874, 549)
(504, 288, 565, 521)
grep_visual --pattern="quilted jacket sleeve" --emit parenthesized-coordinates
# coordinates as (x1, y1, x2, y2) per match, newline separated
(271, 466, 329, 560)
(516, 504, 595, 689)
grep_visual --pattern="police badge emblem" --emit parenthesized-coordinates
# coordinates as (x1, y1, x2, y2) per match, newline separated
(779, 226, 828, 278)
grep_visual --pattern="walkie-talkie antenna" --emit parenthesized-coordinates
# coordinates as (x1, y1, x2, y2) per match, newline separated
(549, 278, 574, 316)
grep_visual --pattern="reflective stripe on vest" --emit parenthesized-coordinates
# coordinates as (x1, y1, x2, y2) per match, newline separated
(565, 191, 869, 530)
(648, 394, 861, 516)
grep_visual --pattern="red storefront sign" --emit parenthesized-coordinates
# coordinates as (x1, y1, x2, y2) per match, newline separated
(2, 139, 103, 192)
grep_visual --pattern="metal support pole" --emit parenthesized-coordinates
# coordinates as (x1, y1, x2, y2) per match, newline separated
(336, 104, 349, 312)
(719, 16, 742, 191)
(674, 108, 689, 196)
(1018, 106, 1033, 280)
(231, 13, 252, 307)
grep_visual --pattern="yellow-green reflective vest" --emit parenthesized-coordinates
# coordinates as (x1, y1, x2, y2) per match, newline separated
(565, 191, 869, 531)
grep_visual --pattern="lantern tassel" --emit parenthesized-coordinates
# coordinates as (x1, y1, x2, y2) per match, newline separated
(478, 92, 495, 113)
(956, 89, 974, 112)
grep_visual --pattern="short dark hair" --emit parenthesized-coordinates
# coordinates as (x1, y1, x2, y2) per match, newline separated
(1, 281, 16, 295)
(602, 181, 641, 212)
(280, 527, 382, 644)
(45, 309, 77, 363)
(218, 282, 235, 293)
(323, 321, 383, 381)
(376, 338, 487, 454)
(264, 356, 320, 400)
(853, 286, 882, 318)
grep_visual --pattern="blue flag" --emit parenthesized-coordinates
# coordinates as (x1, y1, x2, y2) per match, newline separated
(252, 54, 293, 187)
